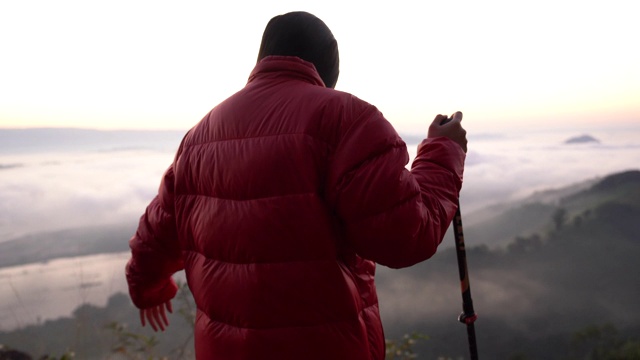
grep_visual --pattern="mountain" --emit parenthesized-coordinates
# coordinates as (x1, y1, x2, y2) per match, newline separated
(564, 134, 600, 144)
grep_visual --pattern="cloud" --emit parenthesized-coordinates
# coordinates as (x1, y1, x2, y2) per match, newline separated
(0, 149, 175, 241)
(375, 265, 549, 324)
(1, 126, 639, 242)
(456, 129, 640, 212)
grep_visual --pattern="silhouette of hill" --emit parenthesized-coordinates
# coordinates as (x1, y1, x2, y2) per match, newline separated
(564, 134, 600, 144)
(590, 169, 640, 191)
(0, 224, 135, 268)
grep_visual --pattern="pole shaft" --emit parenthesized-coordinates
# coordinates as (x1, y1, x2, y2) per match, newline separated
(452, 204, 479, 360)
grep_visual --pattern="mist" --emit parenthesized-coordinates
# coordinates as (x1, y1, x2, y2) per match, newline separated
(1, 125, 639, 358)
(0, 129, 183, 241)
(2, 125, 638, 242)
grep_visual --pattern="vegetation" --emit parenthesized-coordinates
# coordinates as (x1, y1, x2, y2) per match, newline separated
(385, 332, 430, 360)
(570, 324, 640, 360)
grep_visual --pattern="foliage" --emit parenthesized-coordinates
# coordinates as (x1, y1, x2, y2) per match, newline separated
(38, 352, 76, 360)
(385, 332, 429, 360)
(104, 321, 162, 359)
(0, 345, 33, 360)
(551, 207, 568, 231)
(173, 281, 196, 328)
(0, 345, 75, 360)
(104, 280, 195, 360)
(506, 233, 542, 253)
(571, 324, 640, 360)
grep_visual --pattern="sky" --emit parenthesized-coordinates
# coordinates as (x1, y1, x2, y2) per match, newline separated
(1, 0, 639, 134)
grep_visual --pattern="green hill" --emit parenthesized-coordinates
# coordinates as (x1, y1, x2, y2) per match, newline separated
(463, 169, 640, 248)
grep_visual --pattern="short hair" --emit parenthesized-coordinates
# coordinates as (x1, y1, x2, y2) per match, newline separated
(257, 11, 340, 88)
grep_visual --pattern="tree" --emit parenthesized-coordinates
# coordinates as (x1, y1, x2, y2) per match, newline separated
(571, 324, 640, 359)
(552, 207, 568, 231)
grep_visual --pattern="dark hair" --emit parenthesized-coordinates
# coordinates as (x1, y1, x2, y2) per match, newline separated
(257, 11, 340, 88)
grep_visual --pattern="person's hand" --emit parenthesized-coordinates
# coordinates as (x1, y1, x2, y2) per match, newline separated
(428, 111, 467, 153)
(140, 300, 173, 332)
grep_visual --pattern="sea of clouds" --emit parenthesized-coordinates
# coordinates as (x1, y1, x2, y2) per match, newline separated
(0, 125, 638, 330)
(1, 125, 638, 242)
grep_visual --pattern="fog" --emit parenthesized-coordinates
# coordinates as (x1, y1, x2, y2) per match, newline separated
(375, 264, 551, 331)
(0, 125, 639, 337)
(2, 125, 638, 242)
(0, 150, 169, 240)
(460, 126, 640, 211)
(0, 253, 130, 329)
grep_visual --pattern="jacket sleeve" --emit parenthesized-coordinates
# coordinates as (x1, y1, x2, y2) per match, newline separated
(326, 105, 465, 269)
(125, 163, 185, 309)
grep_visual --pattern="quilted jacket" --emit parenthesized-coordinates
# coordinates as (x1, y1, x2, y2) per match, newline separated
(126, 56, 465, 359)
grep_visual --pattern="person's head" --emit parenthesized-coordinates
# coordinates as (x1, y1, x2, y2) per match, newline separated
(257, 11, 340, 89)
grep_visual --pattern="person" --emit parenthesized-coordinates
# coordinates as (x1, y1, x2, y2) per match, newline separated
(125, 11, 466, 360)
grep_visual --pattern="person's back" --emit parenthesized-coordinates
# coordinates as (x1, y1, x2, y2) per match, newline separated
(177, 56, 388, 358)
(126, 11, 467, 360)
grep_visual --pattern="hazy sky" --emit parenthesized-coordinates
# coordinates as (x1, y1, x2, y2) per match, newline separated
(1, 0, 638, 133)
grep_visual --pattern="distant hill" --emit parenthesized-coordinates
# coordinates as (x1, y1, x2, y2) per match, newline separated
(564, 134, 600, 144)
(580, 168, 640, 193)
(0, 223, 136, 268)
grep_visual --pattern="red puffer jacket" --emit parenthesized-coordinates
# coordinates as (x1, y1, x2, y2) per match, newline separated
(126, 56, 465, 359)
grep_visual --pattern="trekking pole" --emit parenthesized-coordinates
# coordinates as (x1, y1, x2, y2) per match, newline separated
(452, 201, 479, 359)
(439, 113, 478, 358)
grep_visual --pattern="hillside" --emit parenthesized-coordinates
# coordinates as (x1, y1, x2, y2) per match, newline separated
(1, 170, 639, 359)
(0, 224, 135, 268)
(463, 170, 639, 247)
(377, 170, 640, 358)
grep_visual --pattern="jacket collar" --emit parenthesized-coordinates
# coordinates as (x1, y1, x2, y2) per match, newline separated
(248, 56, 326, 87)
